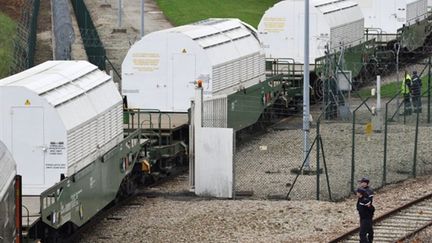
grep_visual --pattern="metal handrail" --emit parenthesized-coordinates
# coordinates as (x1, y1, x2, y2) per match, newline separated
(21, 205, 30, 228)
(105, 56, 121, 80)
(158, 113, 172, 145)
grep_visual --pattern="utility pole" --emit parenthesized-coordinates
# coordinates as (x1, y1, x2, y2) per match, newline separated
(303, 0, 311, 169)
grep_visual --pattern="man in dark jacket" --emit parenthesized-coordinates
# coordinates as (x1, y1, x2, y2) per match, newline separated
(358, 177, 374, 203)
(411, 71, 422, 113)
(356, 188, 374, 243)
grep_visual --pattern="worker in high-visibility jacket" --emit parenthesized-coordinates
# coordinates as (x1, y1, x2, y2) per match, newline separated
(401, 72, 412, 115)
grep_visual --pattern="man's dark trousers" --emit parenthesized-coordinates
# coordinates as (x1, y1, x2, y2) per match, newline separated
(359, 218, 373, 243)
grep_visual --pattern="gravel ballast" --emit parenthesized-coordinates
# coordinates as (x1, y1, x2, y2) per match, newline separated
(78, 174, 432, 242)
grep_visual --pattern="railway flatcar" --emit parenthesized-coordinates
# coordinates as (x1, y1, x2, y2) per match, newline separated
(258, 0, 432, 94)
(355, 0, 430, 53)
(122, 18, 266, 112)
(0, 141, 19, 243)
(258, 0, 364, 64)
(356, 0, 427, 34)
(258, 0, 367, 97)
(122, 18, 302, 132)
(0, 61, 124, 196)
(0, 61, 180, 242)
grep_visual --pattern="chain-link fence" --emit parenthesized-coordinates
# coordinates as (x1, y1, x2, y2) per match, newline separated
(0, 12, 16, 79)
(9, 0, 40, 75)
(231, 60, 432, 201)
(383, 61, 432, 185)
(234, 115, 312, 200)
(71, 0, 106, 70)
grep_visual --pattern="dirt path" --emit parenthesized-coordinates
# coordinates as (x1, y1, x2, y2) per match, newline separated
(84, 0, 173, 80)
(34, 0, 52, 65)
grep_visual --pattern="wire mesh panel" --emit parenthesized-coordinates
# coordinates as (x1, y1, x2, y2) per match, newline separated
(414, 112, 432, 176)
(384, 98, 417, 184)
(233, 113, 318, 200)
(10, 0, 40, 75)
(0, 15, 16, 78)
(318, 120, 354, 201)
(203, 96, 228, 128)
(351, 99, 385, 196)
(71, 0, 106, 70)
(382, 61, 432, 185)
(413, 78, 432, 176)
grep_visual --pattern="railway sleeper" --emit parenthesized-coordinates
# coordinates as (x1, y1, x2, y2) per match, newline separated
(374, 224, 419, 231)
(372, 228, 414, 235)
(381, 218, 427, 224)
(348, 232, 402, 241)
(405, 208, 432, 214)
(391, 215, 432, 221)
(395, 213, 432, 220)
(347, 236, 395, 242)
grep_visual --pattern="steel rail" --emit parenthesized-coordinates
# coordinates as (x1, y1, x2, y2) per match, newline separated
(329, 192, 432, 243)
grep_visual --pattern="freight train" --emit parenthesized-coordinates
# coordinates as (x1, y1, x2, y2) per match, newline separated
(123, 0, 432, 131)
(258, 0, 432, 99)
(0, 61, 187, 242)
(3, 0, 432, 241)
(122, 18, 303, 132)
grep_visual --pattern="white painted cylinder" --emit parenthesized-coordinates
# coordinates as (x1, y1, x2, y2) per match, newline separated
(0, 61, 123, 195)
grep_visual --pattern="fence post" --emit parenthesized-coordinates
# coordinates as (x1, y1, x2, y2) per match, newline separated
(189, 101, 195, 191)
(351, 111, 356, 192)
(383, 102, 389, 185)
(413, 107, 420, 177)
(316, 120, 320, 200)
(428, 57, 431, 124)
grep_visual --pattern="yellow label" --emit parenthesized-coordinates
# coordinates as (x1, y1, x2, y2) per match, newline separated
(182, 48, 187, 53)
(263, 17, 286, 33)
(25, 99, 31, 106)
(132, 52, 160, 72)
(365, 122, 373, 136)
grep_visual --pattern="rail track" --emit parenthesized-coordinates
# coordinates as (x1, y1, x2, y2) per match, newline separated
(329, 193, 432, 243)
(62, 166, 188, 243)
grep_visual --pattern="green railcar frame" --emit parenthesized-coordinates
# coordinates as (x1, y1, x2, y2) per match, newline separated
(38, 129, 147, 231)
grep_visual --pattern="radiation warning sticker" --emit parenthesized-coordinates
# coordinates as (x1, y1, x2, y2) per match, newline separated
(24, 99, 31, 106)
(182, 48, 187, 53)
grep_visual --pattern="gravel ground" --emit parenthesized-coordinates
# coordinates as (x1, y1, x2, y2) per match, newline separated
(84, 0, 173, 82)
(234, 100, 432, 201)
(407, 226, 432, 243)
(34, 0, 53, 65)
(72, 3, 432, 241)
(77, 173, 432, 242)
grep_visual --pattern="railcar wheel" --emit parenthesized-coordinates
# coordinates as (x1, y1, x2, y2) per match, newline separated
(313, 78, 324, 102)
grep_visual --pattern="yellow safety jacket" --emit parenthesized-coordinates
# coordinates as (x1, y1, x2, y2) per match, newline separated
(401, 74, 411, 95)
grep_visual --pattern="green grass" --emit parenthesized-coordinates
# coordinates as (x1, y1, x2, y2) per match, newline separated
(358, 76, 431, 98)
(0, 12, 16, 78)
(154, 0, 279, 27)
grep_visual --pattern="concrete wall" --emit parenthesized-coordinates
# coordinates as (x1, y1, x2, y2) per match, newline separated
(195, 127, 234, 198)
